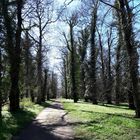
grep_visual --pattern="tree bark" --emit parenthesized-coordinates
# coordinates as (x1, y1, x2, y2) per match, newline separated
(106, 31, 112, 104)
(118, 0, 140, 117)
(128, 85, 135, 110)
(41, 69, 47, 102)
(98, 30, 106, 102)
(2, 0, 22, 111)
(63, 58, 68, 99)
(0, 48, 2, 117)
(115, 23, 122, 105)
(36, 18, 43, 104)
(70, 24, 78, 103)
(24, 31, 30, 98)
(79, 28, 89, 99)
(90, 2, 98, 104)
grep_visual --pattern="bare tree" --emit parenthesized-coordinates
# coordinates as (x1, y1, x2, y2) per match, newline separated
(0, 47, 2, 117)
(62, 12, 79, 102)
(26, 0, 55, 104)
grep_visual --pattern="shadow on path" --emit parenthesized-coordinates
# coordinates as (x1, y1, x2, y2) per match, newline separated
(12, 101, 74, 140)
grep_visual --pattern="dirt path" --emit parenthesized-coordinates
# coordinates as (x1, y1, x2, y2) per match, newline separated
(12, 101, 74, 140)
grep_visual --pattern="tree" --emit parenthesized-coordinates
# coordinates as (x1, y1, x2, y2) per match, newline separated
(26, 0, 55, 104)
(62, 12, 79, 102)
(117, 0, 140, 117)
(0, 47, 2, 117)
(100, 0, 140, 118)
(62, 56, 68, 99)
(50, 72, 58, 99)
(41, 69, 48, 102)
(78, 27, 89, 99)
(23, 31, 31, 98)
(114, 5, 123, 105)
(89, 0, 99, 104)
(106, 29, 113, 104)
(97, 28, 106, 102)
(1, 0, 23, 111)
(0, 9, 4, 117)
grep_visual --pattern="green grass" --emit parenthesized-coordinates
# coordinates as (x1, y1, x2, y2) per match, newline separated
(0, 99, 51, 140)
(62, 99, 140, 140)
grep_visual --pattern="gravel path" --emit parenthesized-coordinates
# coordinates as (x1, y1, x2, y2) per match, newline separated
(12, 101, 74, 140)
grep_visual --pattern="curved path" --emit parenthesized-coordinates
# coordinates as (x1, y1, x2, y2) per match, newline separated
(12, 101, 74, 140)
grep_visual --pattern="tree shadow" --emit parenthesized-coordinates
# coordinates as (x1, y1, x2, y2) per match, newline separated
(40, 102, 52, 108)
(80, 109, 140, 129)
(12, 121, 74, 140)
(0, 109, 37, 140)
(11, 110, 99, 140)
(80, 109, 133, 119)
(98, 103, 132, 110)
(41, 101, 64, 110)
(11, 108, 75, 140)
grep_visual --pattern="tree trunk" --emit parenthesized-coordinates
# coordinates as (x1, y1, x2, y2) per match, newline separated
(115, 24, 122, 105)
(41, 69, 47, 102)
(90, 3, 98, 104)
(2, 0, 22, 112)
(47, 88, 50, 101)
(64, 58, 68, 99)
(0, 48, 2, 117)
(119, 0, 140, 117)
(80, 66, 86, 98)
(9, 58, 20, 111)
(98, 31, 106, 102)
(36, 48, 43, 104)
(30, 89, 35, 102)
(106, 30, 112, 104)
(36, 19, 43, 104)
(24, 31, 30, 98)
(128, 85, 135, 110)
(70, 24, 78, 103)
(71, 49, 78, 103)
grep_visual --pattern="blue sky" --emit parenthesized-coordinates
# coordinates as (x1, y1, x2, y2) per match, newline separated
(48, 0, 80, 72)
(44, 0, 140, 75)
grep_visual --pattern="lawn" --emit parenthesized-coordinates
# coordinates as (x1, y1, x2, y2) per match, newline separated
(62, 99, 140, 140)
(0, 99, 51, 140)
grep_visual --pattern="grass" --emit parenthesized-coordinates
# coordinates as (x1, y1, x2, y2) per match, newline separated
(62, 99, 140, 140)
(0, 98, 52, 140)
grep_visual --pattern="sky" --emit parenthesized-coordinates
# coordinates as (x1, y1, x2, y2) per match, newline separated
(47, 0, 80, 73)
(44, 0, 140, 75)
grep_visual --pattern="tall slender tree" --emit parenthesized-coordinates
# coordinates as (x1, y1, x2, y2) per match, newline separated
(0, 48, 2, 117)
(89, 0, 99, 104)
(1, 0, 23, 111)
(78, 28, 89, 99)
(118, 0, 140, 117)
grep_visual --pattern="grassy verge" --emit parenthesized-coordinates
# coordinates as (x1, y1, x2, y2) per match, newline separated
(62, 99, 140, 140)
(0, 99, 52, 140)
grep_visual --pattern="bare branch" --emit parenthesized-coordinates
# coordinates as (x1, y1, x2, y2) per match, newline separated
(99, 0, 121, 12)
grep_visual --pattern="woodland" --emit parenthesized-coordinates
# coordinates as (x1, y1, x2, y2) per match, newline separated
(0, 0, 140, 140)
